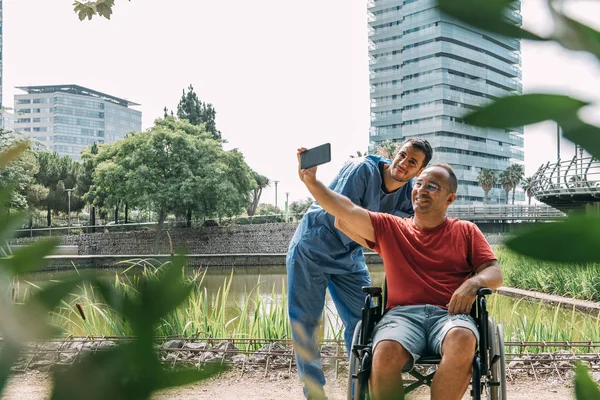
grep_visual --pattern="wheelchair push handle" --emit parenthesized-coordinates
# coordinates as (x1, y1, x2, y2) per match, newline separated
(361, 286, 382, 295)
(477, 288, 493, 296)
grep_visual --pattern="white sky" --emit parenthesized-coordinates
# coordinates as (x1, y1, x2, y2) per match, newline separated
(3, 0, 600, 206)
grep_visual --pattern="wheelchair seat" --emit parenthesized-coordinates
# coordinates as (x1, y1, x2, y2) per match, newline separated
(347, 286, 506, 400)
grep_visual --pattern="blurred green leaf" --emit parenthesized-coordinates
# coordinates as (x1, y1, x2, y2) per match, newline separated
(155, 364, 227, 390)
(560, 116, 600, 160)
(437, 0, 544, 40)
(94, 280, 139, 324)
(0, 141, 28, 169)
(505, 214, 600, 263)
(574, 363, 600, 399)
(144, 258, 193, 322)
(463, 94, 589, 128)
(51, 343, 159, 400)
(0, 213, 28, 248)
(0, 238, 60, 276)
(0, 341, 20, 398)
(554, 14, 600, 62)
(30, 275, 86, 311)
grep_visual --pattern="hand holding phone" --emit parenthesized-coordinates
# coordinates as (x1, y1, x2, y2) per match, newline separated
(300, 143, 331, 170)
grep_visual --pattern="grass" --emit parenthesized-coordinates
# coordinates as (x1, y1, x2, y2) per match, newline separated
(496, 246, 600, 302)
(11, 258, 600, 353)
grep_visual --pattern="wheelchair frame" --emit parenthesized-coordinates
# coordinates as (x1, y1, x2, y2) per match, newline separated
(347, 286, 506, 400)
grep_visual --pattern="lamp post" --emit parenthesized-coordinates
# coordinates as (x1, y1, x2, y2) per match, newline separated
(65, 188, 74, 235)
(274, 181, 280, 209)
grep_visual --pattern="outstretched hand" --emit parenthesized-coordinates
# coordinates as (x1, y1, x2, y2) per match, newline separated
(297, 148, 318, 186)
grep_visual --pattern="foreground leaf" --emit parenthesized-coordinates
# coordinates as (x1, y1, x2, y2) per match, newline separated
(51, 344, 157, 400)
(464, 94, 588, 128)
(574, 364, 600, 399)
(560, 117, 600, 160)
(437, 0, 544, 40)
(0, 213, 28, 249)
(143, 257, 193, 322)
(0, 141, 28, 169)
(0, 341, 20, 398)
(0, 238, 60, 276)
(553, 13, 600, 62)
(155, 364, 227, 390)
(505, 214, 600, 263)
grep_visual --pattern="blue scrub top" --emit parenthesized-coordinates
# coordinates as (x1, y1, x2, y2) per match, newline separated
(288, 155, 414, 273)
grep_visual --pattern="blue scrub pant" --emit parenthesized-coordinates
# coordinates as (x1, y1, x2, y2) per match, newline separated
(287, 247, 371, 398)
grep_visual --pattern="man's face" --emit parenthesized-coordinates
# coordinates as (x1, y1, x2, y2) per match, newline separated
(389, 144, 426, 183)
(412, 167, 456, 214)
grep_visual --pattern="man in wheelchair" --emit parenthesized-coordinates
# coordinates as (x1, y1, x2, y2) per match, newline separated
(296, 156, 503, 400)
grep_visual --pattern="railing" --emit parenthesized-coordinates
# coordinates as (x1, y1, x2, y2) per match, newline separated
(531, 156, 600, 198)
(446, 204, 565, 221)
(15, 205, 566, 237)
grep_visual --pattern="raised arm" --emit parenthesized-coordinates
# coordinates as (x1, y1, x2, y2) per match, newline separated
(297, 148, 375, 243)
(334, 217, 369, 247)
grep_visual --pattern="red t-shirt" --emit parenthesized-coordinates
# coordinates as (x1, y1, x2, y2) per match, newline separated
(366, 212, 497, 310)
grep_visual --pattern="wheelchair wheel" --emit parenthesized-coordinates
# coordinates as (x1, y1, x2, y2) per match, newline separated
(347, 321, 361, 400)
(347, 321, 370, 400)
(490, 322, 507, 400)
(496, 324, 507, 400)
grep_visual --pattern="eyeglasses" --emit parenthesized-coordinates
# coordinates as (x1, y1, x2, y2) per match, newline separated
(413, 180, 446, 193)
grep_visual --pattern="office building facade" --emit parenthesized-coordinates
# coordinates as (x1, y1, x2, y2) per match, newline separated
(368, 0, 524, 204)
(13, 85, 141, 160)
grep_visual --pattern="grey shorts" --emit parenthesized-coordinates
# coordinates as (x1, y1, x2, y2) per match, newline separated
(371, 304, 479, 370)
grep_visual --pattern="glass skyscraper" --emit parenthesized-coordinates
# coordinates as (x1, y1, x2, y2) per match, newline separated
(368, 0, 524, 204)
(13, 85, 142, 161)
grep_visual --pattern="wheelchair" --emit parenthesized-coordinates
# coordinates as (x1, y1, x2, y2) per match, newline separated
(347, 286, 506, 400)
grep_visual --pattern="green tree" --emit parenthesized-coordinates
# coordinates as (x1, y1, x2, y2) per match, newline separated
(507, 164, 525, 205)
(34, 151, 85, 226)
(247, 171, 270, 216)
(498, 169, 513, 205)
(77, 142, 100, 230)
(177, 85, 221, 140)
(376, 140, 399, 159)
(92, 118, 252, 250)
(521, 176, 534, 206)
(289, 197, 314, 215)
(476, 168, 496, 205)
(0, 130, 38, 212)
(256, 203, 283, 215)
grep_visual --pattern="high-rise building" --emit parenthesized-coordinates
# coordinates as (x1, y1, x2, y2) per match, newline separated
(368, 0, 524, 204)
(13, 85, 141, 161)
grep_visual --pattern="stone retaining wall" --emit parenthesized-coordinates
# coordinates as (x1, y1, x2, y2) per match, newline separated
(10, 222, 507, 256)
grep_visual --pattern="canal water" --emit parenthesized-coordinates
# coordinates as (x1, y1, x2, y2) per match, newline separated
(20, 264, 600, 343)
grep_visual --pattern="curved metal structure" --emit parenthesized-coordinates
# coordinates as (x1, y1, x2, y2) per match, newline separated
(531, 156, 600, 212)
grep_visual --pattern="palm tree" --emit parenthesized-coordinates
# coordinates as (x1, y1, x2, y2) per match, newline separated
(247, 171, 270, 216)
(376, 140, 400, 159)
(477, 168, 496, 204)
(507, 164, 525, 205)
(521, 176, 534, 205)
(349, 150, 367, 158)
(498, 169, 513, 205)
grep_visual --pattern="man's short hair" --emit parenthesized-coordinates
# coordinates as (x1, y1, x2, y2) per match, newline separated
(429, 163, 458, 193)
(401, 138, 433, 167)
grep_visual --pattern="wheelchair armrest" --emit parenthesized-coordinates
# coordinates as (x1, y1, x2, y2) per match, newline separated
(477, 288, 492, 296)
(362, 286, 382, 295)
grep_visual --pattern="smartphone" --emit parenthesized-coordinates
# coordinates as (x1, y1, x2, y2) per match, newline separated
(300, 143, 331, 169)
